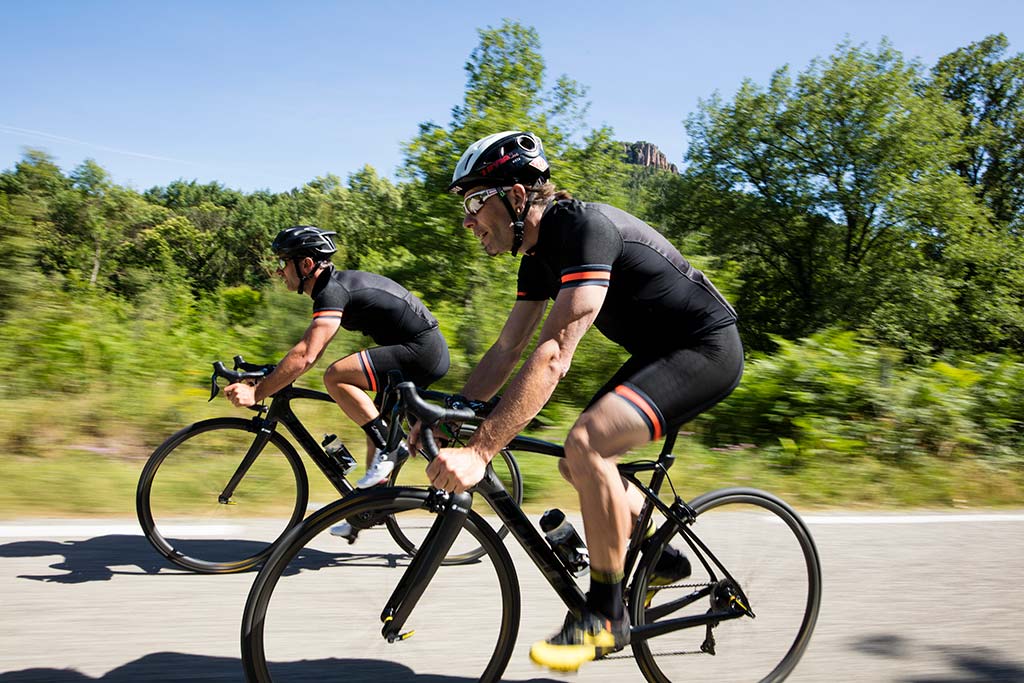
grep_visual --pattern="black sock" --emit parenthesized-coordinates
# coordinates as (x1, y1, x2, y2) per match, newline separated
(586, 569, 624, 620)
(360, 416, 388, 451)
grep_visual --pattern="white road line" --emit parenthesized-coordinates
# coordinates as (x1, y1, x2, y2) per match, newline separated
(799, 514, 1024, 525)
(2, 514, 1024, 538)
(0, 524, 244, 538)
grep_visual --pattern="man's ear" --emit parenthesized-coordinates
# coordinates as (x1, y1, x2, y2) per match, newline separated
(302, 257, 315, 275)
(512, 184, 528, 212)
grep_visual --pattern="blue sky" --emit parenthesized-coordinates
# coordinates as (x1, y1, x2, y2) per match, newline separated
(2, 0, 1020, 192)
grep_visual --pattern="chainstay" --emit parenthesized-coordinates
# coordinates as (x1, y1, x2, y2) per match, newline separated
(599, 582, 717, 660)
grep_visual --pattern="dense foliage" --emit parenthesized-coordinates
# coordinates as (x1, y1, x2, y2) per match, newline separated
(0, 24, 1021, 481)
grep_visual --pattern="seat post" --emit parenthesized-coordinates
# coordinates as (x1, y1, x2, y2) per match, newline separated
(660, 428, 679, 459)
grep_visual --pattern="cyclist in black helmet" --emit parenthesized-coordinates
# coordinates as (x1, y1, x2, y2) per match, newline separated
(421, 131, 743, 672)
(225, 226, 450, 538)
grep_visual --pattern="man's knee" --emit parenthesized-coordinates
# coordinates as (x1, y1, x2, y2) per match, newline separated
(563, 415, 603, 477)
(557, 457, 574, 484)
(323, 360, 341, 385)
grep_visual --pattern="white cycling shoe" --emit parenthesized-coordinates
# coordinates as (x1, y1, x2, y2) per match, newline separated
(329, 520, 356, 540)
(355, 443, 405, 489)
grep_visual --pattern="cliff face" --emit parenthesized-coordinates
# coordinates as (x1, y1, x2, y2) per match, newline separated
(623, 141, 678, 174)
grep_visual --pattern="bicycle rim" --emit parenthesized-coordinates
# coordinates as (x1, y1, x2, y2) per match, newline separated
(242, 488, 520, 682)
(137, 418, 308, 573)
(384, 445, 521, 564)
(629, 488, 822, 683)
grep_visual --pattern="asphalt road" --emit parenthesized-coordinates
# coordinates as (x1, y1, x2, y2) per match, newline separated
(1, 510, 1023, 682)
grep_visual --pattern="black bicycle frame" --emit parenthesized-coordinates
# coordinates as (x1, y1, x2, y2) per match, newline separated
(377, 399, 750, 645)
(220, 385, 355, 503)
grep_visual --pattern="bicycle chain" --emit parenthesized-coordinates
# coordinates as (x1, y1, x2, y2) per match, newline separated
(597, 582, 717, 660)
(648, 582, 712, 590)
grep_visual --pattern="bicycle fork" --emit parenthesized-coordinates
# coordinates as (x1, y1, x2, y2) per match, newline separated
(219, 416, 277, 504)
(379, 489, 473, 642)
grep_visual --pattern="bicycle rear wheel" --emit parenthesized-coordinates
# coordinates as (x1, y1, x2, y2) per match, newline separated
(384, 426, 522, 564)
(137, 417, 308, 573)
(629, 488, 821, 683)
(242, 488, 520, 682)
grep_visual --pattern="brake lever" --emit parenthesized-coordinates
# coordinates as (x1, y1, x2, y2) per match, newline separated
(209, 372, 221, 402)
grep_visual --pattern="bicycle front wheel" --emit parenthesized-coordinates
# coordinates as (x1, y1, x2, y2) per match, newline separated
(137, 417, 309, 573)
(385, 435, 522, 565)
(242, 488, 520, 682)
(629, 488, 821, 683)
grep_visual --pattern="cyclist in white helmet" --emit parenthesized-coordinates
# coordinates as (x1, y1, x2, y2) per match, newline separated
(422, 132, 742, 672)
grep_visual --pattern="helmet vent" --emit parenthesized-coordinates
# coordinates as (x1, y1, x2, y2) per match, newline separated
(517, 134, 537, 151)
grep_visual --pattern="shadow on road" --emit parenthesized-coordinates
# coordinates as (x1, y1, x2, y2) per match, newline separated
(0, 535, 167, 583)
(0, 652, 564, 682)
(0, 535, 416, 583)
(852, 634, 1024, 682)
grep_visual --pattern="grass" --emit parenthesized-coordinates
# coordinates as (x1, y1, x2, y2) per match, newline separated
(1, 381, 1022, 519)
(2, 416, 1022, 518)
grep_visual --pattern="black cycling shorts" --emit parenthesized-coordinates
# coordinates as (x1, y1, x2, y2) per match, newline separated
(355, 326, 450, 396)
(588, 324, 743, 441)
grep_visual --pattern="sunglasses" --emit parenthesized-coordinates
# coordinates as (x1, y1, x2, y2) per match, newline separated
(463, 186, 512, 216)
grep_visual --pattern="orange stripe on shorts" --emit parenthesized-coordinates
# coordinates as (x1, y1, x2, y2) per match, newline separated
(614, 385, 662, 440)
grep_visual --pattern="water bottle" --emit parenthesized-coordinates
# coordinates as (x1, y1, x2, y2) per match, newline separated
(321, 434, 357, 475)
(539, 508, 590, 577)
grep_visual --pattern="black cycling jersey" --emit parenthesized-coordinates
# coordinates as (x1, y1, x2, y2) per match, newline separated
(517, 200, 737, 353)
(310, 266, 439, 346)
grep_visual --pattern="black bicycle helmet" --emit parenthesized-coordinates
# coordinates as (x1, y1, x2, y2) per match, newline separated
(448, 131, 550, 195)
(271, 225, 338, 260)
(271, 226, 337, 296)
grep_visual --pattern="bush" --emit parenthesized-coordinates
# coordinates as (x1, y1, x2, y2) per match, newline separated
(701, 329, 1023, 468)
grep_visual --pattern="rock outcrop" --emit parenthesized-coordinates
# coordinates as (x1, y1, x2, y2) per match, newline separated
(623, 141, 678, 173)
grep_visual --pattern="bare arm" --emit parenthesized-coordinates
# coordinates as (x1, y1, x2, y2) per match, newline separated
(461, 299, 547, 401)
(467, 286, 607, 458)
(224, 318, 341, 406)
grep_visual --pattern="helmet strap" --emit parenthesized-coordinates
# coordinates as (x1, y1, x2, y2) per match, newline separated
(497, 190, 530, 257)
(295, 257, 314, 295)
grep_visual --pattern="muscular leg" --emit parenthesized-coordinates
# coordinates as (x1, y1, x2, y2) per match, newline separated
(324, 354, 379, 462)
(563, 393, 651, 578)
(558, 458, 647, 523)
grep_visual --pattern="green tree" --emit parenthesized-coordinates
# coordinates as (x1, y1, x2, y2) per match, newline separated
(669, 40, 997, 350)
(931, 34, 1024, 233)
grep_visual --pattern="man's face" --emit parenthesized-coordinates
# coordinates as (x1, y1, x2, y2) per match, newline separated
(275, 257, 304, 292)
(462, 185, 515, 257)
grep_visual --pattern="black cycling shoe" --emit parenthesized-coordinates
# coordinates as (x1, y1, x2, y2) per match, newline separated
(529, 610, 630, 672)
(645, 543, 692, 606)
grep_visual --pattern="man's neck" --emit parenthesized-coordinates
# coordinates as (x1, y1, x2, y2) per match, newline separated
(300, 265, 326, 297)
(519, 204, 545, 254)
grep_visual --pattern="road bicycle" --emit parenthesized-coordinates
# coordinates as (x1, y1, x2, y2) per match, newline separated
(135, 357, 524, 573)
(240, 382, 822, 682)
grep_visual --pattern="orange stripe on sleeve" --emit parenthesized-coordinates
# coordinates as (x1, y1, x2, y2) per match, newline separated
(560, 271, 611, 283)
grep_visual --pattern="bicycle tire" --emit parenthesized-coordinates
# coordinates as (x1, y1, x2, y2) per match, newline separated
(137, 417, 309, 574)
(241, 487, 520, 682)
(384, 439, 522, 565)
(629, 487, 822, 683)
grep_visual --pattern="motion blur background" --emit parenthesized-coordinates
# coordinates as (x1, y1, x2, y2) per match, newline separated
(1, 1, 1022, 513)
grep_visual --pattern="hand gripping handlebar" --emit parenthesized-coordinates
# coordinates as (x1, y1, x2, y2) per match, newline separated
(396, 382, 477, 459)
(208, 355, 276, 401)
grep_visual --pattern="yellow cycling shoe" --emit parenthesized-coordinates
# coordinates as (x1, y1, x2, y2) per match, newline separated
(529, 610, 630, 672)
